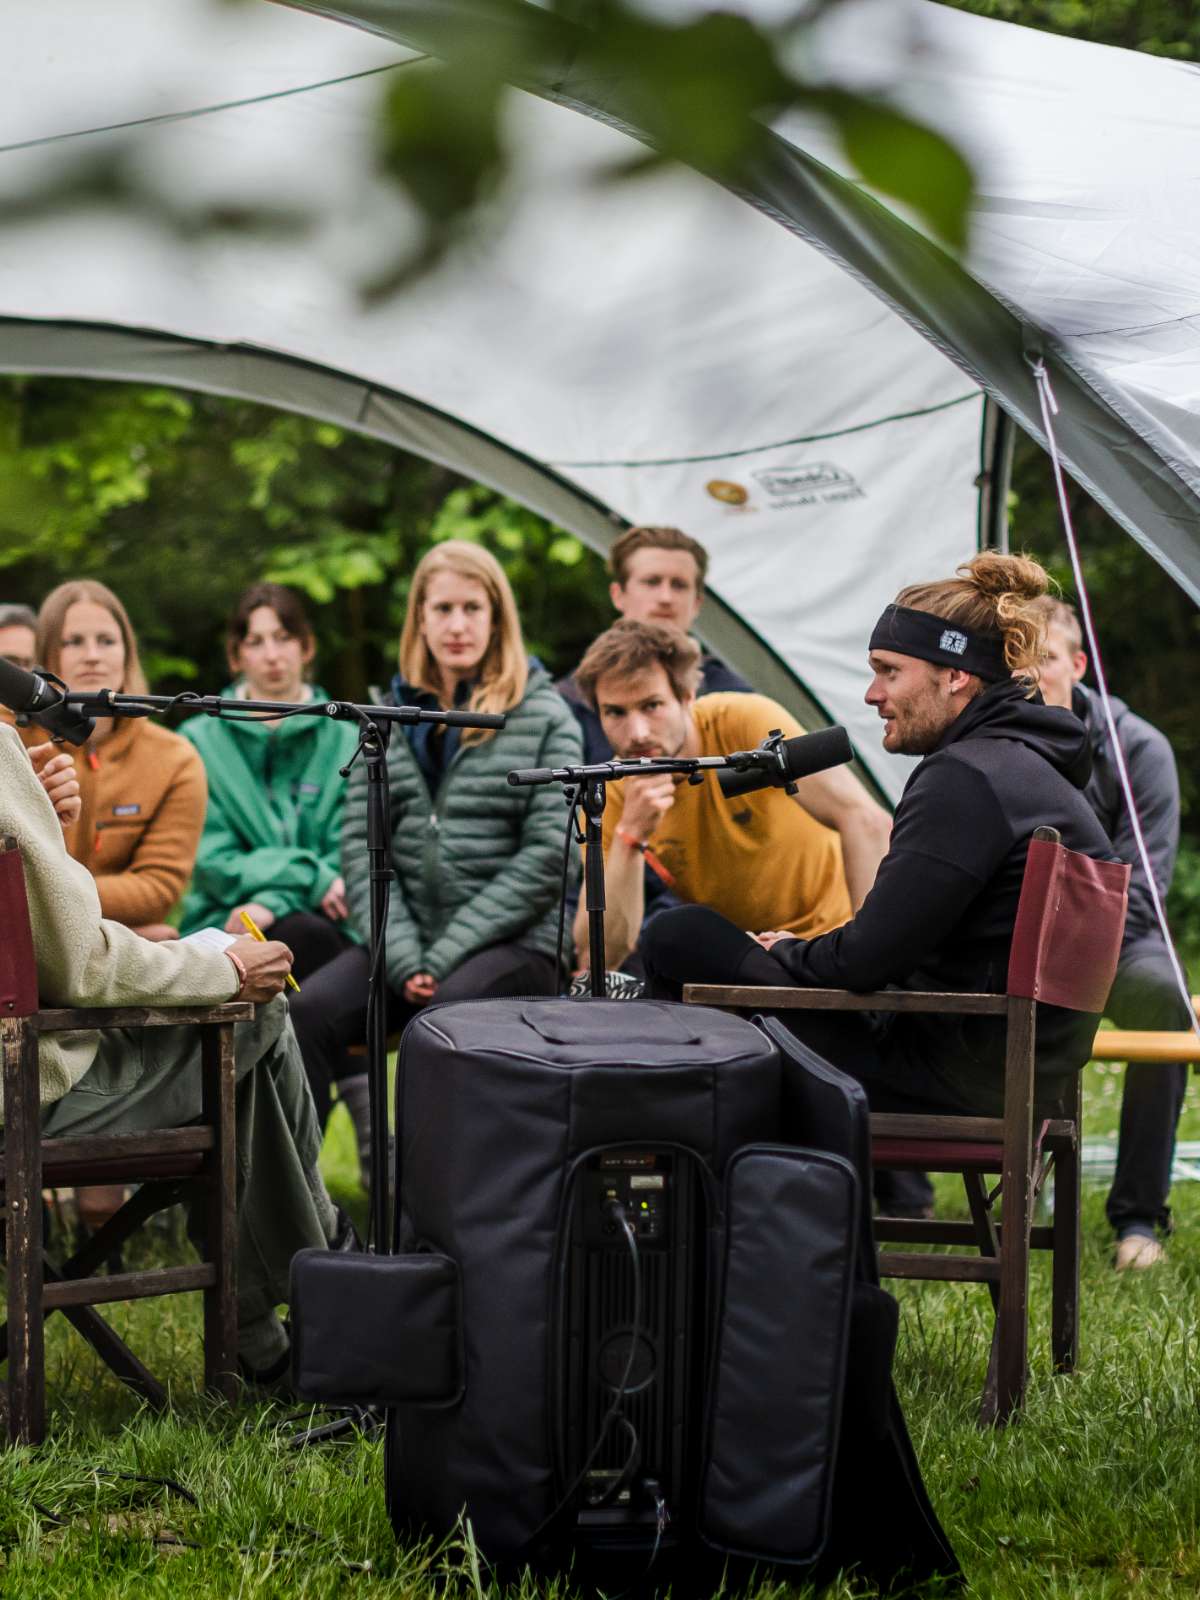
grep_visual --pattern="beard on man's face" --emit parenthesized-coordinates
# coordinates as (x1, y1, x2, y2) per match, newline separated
(888, 678, 984, 755)
(888, 710, 945, 756)
(884, 686, 959, 755)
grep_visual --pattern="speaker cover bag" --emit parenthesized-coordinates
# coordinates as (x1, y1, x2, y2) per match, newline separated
(701, 1145, 858, 1564)
(388, 998, 781, 1559)
(290, 1249, 462, 1407)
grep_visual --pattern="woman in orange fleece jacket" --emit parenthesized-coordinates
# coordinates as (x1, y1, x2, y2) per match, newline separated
(31, 580, 206, 940)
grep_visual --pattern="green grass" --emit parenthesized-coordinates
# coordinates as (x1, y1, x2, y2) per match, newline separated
(4, 1074, 1200, 1598)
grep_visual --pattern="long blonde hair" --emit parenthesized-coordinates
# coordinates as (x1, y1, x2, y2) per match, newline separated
(896, 552, 1051, 686)
(36, 579, 149, 695)
(399, 542, 528, 740)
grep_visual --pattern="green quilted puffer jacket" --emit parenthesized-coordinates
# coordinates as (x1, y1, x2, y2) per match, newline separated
(341, 663, 582, 986)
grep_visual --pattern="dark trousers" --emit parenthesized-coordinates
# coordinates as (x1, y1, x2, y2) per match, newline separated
(271, 911, 354, 984)
(644, 906, 1013, 1215)
(288, 940, 558, 1128)
(1105, 936, 1194, 1236)
(641, 906, 985, 1117)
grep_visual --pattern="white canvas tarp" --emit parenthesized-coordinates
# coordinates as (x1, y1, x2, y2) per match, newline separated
(0, 0, 1196, 797)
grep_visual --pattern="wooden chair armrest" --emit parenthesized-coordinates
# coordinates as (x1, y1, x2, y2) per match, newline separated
(869, 1112, 1005, 1141)
(682, 984, 1007, 1016)
(33, 1002, 255, 1033)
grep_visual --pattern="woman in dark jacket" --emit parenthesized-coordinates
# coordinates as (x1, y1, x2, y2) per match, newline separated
(289, 540, 582, 1138)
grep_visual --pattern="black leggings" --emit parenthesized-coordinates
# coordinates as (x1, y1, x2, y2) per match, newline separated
(287, 940, 558, 1127)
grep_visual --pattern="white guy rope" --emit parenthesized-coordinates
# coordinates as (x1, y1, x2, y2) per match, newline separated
(1029, 355, 1200, 1043)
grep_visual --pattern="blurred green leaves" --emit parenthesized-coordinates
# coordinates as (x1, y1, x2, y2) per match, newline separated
(1, 0, 977, 295)
(811, 89, 974, 254)
(365, 0, 976, 270)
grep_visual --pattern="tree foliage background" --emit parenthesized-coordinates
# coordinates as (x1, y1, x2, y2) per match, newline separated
(0, 0, 1197, 932)
(0, 377, 614, 693)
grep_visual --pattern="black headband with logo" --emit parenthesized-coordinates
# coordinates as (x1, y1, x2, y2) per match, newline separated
(869, 604, 1009, 681)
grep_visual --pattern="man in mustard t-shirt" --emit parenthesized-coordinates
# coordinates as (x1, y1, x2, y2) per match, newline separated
(571, 620, 891, 971)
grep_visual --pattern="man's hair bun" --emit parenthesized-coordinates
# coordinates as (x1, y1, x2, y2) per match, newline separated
(963, 551, 1049, 603)
(895, 551, 1054, 685)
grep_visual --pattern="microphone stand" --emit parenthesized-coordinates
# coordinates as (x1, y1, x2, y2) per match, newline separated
(53, 688, 503, 1254)
(509, 753, 763, 994)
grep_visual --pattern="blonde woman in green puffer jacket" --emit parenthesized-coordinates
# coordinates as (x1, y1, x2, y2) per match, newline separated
(288, 542, 581, 1141)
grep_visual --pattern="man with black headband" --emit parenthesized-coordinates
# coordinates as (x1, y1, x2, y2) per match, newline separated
(643, 554, 1117, 1119)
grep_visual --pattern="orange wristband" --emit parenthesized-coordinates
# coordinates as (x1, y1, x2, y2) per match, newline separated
(615, 826, 677, 890)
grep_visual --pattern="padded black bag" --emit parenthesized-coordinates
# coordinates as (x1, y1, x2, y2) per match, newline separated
(292, 997, 959, 1591)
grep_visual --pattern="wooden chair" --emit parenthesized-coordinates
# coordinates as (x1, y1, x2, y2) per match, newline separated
(683, 827, 1130, 1425)
(0, 835, 252, 1444)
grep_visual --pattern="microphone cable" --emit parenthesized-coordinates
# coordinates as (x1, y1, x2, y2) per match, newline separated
(554, 784, 582, 996)
(538, 1197, 645, 1528)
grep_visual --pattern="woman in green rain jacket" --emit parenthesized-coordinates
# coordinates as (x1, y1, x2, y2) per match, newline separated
(180, 583, 359, 969)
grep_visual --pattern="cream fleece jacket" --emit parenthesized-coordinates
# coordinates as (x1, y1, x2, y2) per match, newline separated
(1, 726, 239, 1108)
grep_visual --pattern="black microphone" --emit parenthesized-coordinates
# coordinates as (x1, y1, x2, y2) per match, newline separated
(434, 708, 507, 729)
(717, 725, 852, 799)
(0, 656, 95, 746)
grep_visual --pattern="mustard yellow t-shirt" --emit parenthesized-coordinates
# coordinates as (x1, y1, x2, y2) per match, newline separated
(601, 693, 852, 938)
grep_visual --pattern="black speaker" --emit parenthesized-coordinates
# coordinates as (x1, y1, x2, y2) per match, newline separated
(556, 1147, 704, 1552)
(291, 999, 961, 1592)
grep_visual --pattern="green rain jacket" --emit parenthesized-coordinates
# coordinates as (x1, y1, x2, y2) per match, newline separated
(179, 685, 359, 934)
(342, 663, 581, 986)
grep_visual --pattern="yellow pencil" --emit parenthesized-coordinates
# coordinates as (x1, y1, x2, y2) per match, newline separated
(239, 910, 302, 992)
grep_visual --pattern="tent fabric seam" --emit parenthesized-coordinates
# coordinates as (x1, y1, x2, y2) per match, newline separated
(0, 60, 420, 159)
(546, 393, 979, 469)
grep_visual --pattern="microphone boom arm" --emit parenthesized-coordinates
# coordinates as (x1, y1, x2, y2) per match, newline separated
(60, 690, 505, 731)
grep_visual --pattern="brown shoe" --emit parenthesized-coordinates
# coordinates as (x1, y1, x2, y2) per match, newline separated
(1115, 1234, 1165, 1272)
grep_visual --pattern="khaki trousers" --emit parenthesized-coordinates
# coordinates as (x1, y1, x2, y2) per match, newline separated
(41, 996, 333, 1330)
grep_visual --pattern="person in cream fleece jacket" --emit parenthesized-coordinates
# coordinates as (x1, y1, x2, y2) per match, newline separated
(1, 724, 335, 1380)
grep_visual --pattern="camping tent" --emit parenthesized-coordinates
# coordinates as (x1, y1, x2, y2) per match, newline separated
(0, 0, 1197, 797)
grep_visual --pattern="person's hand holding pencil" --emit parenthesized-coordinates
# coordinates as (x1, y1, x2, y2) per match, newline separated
(236, 909, 301, 993)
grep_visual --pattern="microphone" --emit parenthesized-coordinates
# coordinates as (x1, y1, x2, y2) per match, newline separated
(433, 708, 506, 729)
(717, 726, 852, 799)
(0, 656, 95, 746)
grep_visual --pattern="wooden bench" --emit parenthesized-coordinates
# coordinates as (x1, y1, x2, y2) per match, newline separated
(1090, 1000, 1199, 1066)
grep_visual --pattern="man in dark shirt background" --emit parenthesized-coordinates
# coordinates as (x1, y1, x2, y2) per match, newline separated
(1035, 597, 1193, 1271)
(558, 525, 751, 762)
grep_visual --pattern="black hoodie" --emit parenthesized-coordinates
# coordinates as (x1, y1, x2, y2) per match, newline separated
(772, 678, 1117, 1102)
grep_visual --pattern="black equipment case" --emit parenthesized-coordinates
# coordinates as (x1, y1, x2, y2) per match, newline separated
(292, 998, 959, 1591)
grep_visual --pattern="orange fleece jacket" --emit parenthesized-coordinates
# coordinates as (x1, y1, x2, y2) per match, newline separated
(17, 716, 207, 926)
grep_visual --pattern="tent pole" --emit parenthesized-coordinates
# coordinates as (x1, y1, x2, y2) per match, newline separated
(978, 398, 1015, 553)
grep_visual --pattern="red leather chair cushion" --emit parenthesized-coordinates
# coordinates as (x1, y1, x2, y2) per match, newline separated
(0, 845, 38, 1019)
(1007, 838, 1129, 1014)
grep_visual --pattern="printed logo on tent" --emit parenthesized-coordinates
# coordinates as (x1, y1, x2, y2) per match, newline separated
(706, 479, 749, 506)
(751, 461, 864, 509)
(938, 629, 968, 655)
